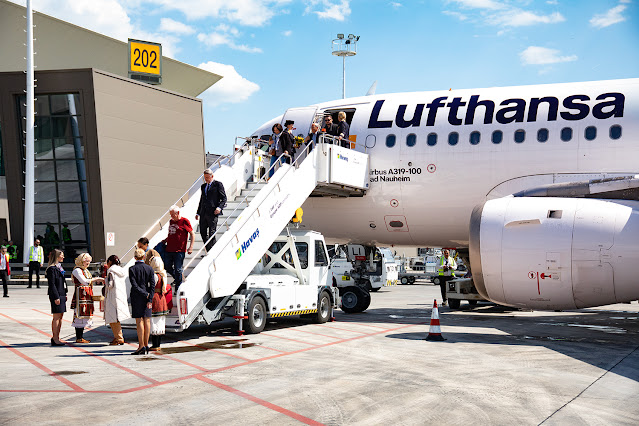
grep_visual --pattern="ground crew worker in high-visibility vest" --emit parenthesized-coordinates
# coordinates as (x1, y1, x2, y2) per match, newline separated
(28, 239, 45, 289)
(437, 249, 457, 306)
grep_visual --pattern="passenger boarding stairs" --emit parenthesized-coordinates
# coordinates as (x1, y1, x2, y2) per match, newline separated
(122, 137, 369, 331)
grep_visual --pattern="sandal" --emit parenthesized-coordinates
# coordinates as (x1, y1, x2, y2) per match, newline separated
(75, 338, 91, 344)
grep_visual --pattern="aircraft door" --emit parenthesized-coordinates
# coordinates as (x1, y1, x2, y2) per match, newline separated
(281, 107, 319, 139)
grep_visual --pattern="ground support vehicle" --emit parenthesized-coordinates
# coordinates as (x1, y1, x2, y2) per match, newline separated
(397, 255, 438, 284)
(445, 277, 486, 309)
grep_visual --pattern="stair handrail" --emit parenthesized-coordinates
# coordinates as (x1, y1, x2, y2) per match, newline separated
(120, 138, 256, 262)
(183, 140, 316, 276)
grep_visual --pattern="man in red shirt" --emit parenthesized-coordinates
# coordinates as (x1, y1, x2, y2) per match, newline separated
(163, 205, 194, 292)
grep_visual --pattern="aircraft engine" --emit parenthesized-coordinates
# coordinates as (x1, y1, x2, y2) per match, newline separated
(470, 197, 639, 310)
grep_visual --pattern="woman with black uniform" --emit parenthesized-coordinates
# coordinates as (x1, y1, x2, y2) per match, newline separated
(46, 249, 67, 346)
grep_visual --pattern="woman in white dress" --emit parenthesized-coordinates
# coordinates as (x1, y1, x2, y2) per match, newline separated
(104, 255, 131, 345)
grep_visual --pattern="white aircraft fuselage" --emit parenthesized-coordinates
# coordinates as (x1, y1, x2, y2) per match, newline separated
(252, 78, 639, 309)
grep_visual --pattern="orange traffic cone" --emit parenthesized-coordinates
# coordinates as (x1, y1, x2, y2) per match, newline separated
(425, 299, 446, 341)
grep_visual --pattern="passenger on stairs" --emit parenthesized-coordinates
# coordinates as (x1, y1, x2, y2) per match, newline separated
(303, 122, 321, 154)
(163, 206, 194, 293)
(337, 111, 350, 148)
(268, 123, 283, 179)
(195, 169, 227, 253)
(322, 115, 338, 139)
(136, 237, 149, 253)
(280, 120, 296, 164)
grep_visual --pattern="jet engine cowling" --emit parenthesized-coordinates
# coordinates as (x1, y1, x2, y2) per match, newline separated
(470, 197, 639, 310)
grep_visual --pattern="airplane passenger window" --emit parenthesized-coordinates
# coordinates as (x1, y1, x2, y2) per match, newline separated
(406, 133, 417, 147)
(585, 126, 597, 141)
(386, 134, 396, 148)
(469, 131, 480, 145)
(537, 128, 549, 143)
(448, 132, 459, 146)
(492, 130, 502, 144)
(514, 129, 525, 143)
(427, 133, 437, 146)
(610, 125, 622, 140)
(561, 127, 572, 142)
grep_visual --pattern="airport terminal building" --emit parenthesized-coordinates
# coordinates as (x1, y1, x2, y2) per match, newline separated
(0, 0, 221, 261)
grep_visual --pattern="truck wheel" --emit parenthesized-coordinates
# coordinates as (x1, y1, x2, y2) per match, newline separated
(401, 277, 409, 285)
(448, 299, 461, 309)
(468, 300, 478, 306)
(409, 276, 416, 284)
(358, 289, 371, 311)
(314, 292, 331, 324)
(247, 297, 267, 334)
(341, 286, 369, 313)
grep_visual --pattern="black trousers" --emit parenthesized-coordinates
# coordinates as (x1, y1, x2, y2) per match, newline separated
(28, 261, 41, 288)
(0, 270, 8, 296)
(439, 276, 454, 301)
(200, 213, 219, 252)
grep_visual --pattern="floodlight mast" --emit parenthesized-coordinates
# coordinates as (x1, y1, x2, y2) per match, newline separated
(23, 0, 35, 265)
(332, 34, 359, 99)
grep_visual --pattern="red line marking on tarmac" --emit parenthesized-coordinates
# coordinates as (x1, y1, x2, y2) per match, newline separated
(0, 312, 159, 385)
(31, 309, 209, 372)
(335, 321, 389, 330)
(287, 328, 343, 340)
(195, 375, 324, 426)
(260, 331, 318, 346)
(0, 337, 84, 391)
(315, 324, 369, 334)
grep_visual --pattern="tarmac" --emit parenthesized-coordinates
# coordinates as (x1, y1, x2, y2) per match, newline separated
(1, 280, 638, 425)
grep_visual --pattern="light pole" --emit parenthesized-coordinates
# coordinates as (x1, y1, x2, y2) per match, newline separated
(23, 0, 35, 266)
(332, 34, 359, 99)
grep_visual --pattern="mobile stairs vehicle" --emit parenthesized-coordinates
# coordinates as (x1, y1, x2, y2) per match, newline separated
(121, 130, 370, 334)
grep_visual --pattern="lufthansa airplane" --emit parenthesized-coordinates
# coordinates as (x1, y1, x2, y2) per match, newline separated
(251, 78, 639, 311)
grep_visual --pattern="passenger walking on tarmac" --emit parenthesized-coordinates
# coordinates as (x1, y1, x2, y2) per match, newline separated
(46, 249, 67, 346)
(27, 238, 44, 288)
(337, 111, 350, 148)
(129, 248, 155, 355)
(268, 123, 283, 178)
(103, 255, 130, 345)
(437, 249, 457, 306)
(323, 114, 338, 140)
(163, 206, 194, 293)
(280, 120, 296, 164)
(195, 169, 227, 253)
(149, 256, 170, 352)
(71, 253, 104, 343)
(1, 246, 10, 298)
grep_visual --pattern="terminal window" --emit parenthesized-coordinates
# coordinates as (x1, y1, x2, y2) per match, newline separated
(16, 93, 90, 258)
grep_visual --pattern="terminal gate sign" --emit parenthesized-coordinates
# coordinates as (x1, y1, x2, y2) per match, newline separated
(128, 39, 162, 84)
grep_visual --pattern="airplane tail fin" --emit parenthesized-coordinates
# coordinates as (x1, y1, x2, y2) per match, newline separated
(366, 81, 378, 96)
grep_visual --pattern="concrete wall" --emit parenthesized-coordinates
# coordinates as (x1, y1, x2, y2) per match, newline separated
(93, 70, 205, 259)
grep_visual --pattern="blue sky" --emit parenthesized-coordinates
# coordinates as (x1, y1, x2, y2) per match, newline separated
(12, 0, 639, 155)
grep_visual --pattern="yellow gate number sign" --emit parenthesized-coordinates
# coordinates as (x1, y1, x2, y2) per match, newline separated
(128, 39, 161, 76)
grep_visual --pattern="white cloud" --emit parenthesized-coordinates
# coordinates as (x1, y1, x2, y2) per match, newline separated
(282, 30, 293, 36)
(520, 46, 577, 65)
(546, 0, 559, 5)
(305, 0, 352, 21)
(590, 4, 628, 28)
(197, 24, 262, 53)
(197, 61, 260, 106)
(443, 10, 469, 21)
(489, 10, 565, 27)
(390, 2, 402, 8)
(446, 0, 504, 10)
(159, 18, 195, 35)
(145, 0, 292, 26)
